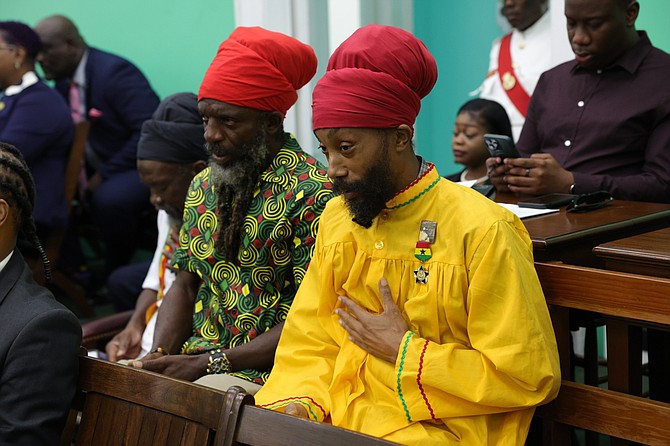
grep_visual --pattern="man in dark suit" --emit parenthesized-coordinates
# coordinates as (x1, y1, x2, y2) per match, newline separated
(34, 15, 160, 276)
(0, 142, 81, 445)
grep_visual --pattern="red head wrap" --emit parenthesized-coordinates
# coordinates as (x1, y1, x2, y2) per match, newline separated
(198, 27, 317, 117)
(312, 24, 438, 131)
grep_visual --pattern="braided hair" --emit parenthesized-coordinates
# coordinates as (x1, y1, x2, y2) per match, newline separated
(0, 142, 51, 282)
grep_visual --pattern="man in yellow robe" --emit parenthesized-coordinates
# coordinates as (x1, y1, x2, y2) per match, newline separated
(254, 24, 560, 445)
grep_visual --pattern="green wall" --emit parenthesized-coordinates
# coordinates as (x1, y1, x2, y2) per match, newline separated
(414, 0, 500, 177)
(0, 0, 236, 99)
(414, 0, 670, 177)
(636, 0, 670, 51)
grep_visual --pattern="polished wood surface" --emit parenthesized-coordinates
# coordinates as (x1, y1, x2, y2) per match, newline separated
(535, 262, 670, 445)
(593, 227, 670, 278)
(535, 262, 670, 327)
(593, 227, 670, 408)
(537, 380, 670, 446)
(62, 355, 244, 446)
(496, 193, 670, 265)
(233, 405, 397, 446)
(63, 356, 399, 446)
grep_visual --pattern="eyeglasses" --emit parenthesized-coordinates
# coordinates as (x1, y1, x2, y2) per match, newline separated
(566, 190, 614, 213)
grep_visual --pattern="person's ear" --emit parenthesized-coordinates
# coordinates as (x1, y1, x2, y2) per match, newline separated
(13, 47, 28, 69)
(392, 125, 414, 154)
(191, 159, 208, 175)
(0, 199, 11, 229)
(625, 1, 640, 27)
(263, 111, 284, 136)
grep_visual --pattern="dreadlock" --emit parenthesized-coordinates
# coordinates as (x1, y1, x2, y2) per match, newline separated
(213, 112, 287, 262)
(0, 142, 51, 282)
(214, 164, 260, 262)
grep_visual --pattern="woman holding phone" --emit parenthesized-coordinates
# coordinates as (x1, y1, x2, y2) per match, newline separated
(446, 98, 512, 186)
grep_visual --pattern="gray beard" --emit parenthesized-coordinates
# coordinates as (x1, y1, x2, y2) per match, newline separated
(207, 132, 271, 190)
(206, 131, 273, 260)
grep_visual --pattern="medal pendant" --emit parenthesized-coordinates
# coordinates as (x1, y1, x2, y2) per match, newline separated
(414, 265, 429, 284)
(502, 72, 516, 90)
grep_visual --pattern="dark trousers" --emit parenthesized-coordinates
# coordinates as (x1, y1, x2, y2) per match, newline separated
(106, 260, 151, 312)
(90, 169, 154, 274)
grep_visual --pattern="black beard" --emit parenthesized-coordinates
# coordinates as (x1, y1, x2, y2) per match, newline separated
(334, 144, 395, 228)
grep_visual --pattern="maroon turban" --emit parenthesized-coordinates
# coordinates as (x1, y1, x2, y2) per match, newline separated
(198, 27, 317, 117)
(312, 24, 438, 131)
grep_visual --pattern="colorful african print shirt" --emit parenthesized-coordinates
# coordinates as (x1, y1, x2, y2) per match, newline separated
(172, 136, 333, 384)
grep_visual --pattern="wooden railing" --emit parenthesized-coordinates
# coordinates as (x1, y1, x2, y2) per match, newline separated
(534, 262, 670, 446)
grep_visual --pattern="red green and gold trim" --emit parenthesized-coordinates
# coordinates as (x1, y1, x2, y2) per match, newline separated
(417, 339, 437, 420)
(396, 331, 414, 423)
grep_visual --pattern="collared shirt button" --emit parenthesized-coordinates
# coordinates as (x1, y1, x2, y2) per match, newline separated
(374, 240, 384, 250)
(578, 100, 584, 107)
(564, 140, 572, 147)
(596, 69, 603, 74)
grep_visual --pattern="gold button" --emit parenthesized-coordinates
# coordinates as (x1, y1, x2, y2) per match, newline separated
(374, 240, 384, 250)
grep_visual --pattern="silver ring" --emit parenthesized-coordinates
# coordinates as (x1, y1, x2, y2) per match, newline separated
(525, 168, 531, 177)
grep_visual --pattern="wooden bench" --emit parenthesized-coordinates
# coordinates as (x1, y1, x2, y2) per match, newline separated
(535, 262, 670, 445)
(229, 400, 397, 446)
(62, 355, 397, 445)
(60, 355, 252, 446)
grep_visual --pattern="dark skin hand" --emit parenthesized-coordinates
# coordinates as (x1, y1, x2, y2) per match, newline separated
(285, 402, 309, 419)
(106, 289, 157, 362)
(487, 153, 574, 195)
(336, 277, 408, 363)
(129, 353, 209, 381)
(284, 278, 409, 418)
(130, 322, 284, 381)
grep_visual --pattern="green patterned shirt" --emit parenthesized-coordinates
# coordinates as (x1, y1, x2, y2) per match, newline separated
(173, 136, 333, 384)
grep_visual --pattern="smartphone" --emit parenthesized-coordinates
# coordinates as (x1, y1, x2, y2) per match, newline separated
(517, 193, 578, 209)
(484, 134, 520, 159)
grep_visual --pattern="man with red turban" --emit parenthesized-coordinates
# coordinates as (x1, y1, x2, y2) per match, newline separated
(130, 27, 333, 394)
(255, 25, 560, 444)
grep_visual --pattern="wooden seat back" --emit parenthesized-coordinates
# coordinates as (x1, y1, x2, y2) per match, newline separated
(60, 355, 252, 446)
(534, 261, 670, 445)
(62, 356, 397, 446)
(229, 400, 398, 446)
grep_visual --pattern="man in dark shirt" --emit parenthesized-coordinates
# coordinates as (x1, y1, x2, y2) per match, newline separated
(488, 0, 670, 203)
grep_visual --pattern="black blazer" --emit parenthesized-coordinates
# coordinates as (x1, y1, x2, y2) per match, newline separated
(0, 250, 81, 445)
